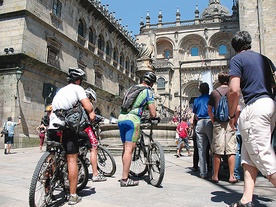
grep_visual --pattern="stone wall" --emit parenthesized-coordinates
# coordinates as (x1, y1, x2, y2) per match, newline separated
(238, 0, 276, 62)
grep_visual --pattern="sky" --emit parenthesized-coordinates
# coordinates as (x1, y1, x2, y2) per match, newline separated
(100, 0, 234, 37)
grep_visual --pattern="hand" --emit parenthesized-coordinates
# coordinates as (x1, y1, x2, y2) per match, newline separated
(229, 118, 237, 131)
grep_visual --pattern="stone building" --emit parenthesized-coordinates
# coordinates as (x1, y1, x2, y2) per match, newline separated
(0, 0, 140, 144)
(136, 0, 239, 118)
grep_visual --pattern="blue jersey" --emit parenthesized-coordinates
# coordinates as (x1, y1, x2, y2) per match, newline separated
(229, 50, 275, 105)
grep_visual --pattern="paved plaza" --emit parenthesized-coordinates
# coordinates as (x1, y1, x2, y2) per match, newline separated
(0, 147, 276, 207)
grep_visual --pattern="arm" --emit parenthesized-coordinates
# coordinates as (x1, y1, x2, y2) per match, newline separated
(80, 98, 96, 121)
(228, 76, 241, 130)
(148, 103, 156, 118)
(208, 105, 214, 124)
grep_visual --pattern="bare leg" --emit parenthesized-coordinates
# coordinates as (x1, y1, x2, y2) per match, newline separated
(90, 147, 99, 176)
(212, 154, 221, 181)
(67, 153, 78, 194)
(122, 141, 136, 179)
(7, 144, 11, 154)
(228, 154, 237, 182)
(267, 172, 276, 187)
(240, 164, 258, 204)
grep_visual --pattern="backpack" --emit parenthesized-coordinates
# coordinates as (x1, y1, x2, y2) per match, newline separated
(121, 85, 148, 113)
(214, 89, 229, 122)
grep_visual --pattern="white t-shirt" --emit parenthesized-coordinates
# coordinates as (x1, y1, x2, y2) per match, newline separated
(49, 83, 87, 129)
(52, 83, 87, 110)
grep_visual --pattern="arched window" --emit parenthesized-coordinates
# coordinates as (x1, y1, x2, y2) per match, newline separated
(164, 50, 171, 58)
(191, 47, 199, 56)
(88, 28, 94, 44)
(113, 48, 118, 62)
(98, 35, 104, 50)
(130, 61, 134, 73)
(219, 44, 227, 55)
(157, 77, 166, 90)
(78, 20, 84, 37)
(119, 53, 124, 66)
(106, 41, 111, 56)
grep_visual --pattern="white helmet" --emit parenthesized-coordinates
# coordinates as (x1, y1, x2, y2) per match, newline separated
(85, 87, 97, 103)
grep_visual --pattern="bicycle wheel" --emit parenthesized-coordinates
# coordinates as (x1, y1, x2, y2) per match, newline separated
(76, 156, 89, 191)
(97, 145, 116, 177)
(148, 141, 165, 187)
(129, 142, 148, 177)
(29, 151, 56, 207)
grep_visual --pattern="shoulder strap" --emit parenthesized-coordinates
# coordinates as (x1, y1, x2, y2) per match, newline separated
(215, 89, 222, 97)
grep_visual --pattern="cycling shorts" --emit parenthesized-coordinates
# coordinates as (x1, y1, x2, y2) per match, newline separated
(118, 114, 140, 143)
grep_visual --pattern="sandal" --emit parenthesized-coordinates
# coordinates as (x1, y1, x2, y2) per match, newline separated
(120, 178, 139, 187)
(228, 200, 254, 207)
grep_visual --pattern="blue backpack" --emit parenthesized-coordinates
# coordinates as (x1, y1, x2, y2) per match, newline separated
(214, 89, 229, 122)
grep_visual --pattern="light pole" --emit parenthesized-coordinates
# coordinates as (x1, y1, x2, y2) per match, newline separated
(179, 62, 182, 121)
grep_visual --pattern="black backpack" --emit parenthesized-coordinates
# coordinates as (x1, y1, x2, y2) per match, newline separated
(121, 85, 148, 113)
(214, 89, 229, 122)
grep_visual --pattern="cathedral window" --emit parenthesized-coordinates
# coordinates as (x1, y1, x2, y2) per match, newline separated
(191, 47, 199, 56)
(164, 50, 171, 58)
(157, 77, 166, 90)
(219, 44, 227, 55)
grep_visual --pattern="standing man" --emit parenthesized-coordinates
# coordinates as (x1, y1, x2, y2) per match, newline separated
(118, 71, 157, 187)
(48, 67, 95, 205)
(228, 31, 276, 207)
(208, 72, 237, 183)
(193, 82, 213, 179)
(1, 116, 21, 154)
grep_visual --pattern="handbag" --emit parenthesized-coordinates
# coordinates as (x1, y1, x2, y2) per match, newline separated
(1, 129, 8, 135)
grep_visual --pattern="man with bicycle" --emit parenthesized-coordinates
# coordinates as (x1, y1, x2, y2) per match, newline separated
(48, 67, 95, 205)
(118, 71, 157, 187)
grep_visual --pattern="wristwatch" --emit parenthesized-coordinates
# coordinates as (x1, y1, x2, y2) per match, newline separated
(228, 114, 235, 119)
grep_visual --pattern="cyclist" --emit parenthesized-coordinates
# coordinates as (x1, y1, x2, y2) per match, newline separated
(80, 88, 106, 182)
(118, 71, 157, 187)
(48, 67, 95, 205)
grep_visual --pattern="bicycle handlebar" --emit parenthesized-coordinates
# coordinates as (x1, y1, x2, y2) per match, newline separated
(141, 117, 161, 125)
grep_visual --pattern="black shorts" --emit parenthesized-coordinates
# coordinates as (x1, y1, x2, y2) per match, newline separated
(47, 128, 79, 154)
(4, 135, 13, 144)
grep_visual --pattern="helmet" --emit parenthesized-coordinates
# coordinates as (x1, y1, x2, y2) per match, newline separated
(143, 71, 156, 84)
(67, 67, 86, 82)
(45, 104, 52, 112)
(85, 87, 97, 103)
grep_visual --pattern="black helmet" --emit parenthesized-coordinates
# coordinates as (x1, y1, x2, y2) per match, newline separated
(143, 71, 156, 84)
(67, 67, 86, 82)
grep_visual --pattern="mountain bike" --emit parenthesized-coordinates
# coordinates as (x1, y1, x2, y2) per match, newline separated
(29, 139, 88, 207)
(79, 115, 117, 177)
(129, 117, 165, 187)
(29, 115, 116, 207)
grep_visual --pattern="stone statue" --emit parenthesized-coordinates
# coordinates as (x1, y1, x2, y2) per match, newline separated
(137, 31, 156, 60)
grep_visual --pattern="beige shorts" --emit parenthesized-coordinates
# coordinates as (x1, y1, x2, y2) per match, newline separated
(212, 121, 237, 155)
(239, 97, 276, 176)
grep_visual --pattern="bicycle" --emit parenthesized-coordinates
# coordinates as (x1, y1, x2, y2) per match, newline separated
(29, 115, 116, 207)
(129, 117, 165, 187)
(29, 138, 88, 207)
(79, 115, 117, 177)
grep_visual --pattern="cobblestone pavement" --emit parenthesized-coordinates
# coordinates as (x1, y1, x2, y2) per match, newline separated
(0, 147, 276, 207)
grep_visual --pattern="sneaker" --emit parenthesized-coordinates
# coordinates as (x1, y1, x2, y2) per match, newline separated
(68, 194, 82, 205)
(92, 174, 107, 182)
(120, 178, 139, 187)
